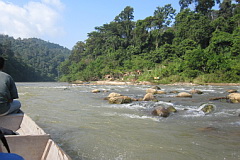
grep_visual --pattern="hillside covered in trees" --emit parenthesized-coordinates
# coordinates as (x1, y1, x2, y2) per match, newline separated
(60, 0, 240, 83)
(0, 35, 70, 81)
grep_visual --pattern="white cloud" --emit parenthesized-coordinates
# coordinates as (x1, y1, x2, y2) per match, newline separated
(42, 0, 64, 10)
(0, 0, 65, 39)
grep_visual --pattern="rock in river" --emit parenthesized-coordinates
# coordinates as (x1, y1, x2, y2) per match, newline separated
(143, 93, 156, 101)
(167, 106, 177, 113)
(108, 92, 122, 98)
(190, 89, 203, 94)
(227, 93, 240, 103)
(151, 86, 161, 90)
(226, 89, 238, 93)
(197, 103, 216, 114)
(176, 92, 192, 98)
(92, 89, 100, 93)
(146, 88, 158, 94)
(108, 96, 132, 104)
(152, 106, 170, 117)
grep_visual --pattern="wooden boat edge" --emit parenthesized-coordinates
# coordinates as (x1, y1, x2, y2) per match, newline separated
(0, 112, 72, 160)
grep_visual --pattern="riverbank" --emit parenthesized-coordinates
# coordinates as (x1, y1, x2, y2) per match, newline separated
(70, 80, 240, 86)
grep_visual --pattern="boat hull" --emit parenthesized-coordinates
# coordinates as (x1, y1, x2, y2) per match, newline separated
(0, 113, 71, 160)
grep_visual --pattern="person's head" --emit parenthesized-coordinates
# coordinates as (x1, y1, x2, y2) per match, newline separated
(0, 57, 5, 70)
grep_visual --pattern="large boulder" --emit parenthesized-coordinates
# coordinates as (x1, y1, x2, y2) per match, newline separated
(152, 106, 170, 117)
(143, 93, 156, 101)
(197, 103, 216, 114)
(227, 93, 240, 103)
(176, 92, 192, 98)
(146, 88, 158, 94)
(108, 96, 132, 104)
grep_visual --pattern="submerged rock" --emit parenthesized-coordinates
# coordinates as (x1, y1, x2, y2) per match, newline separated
(152, 106, 170, 117)
(209, 97, 227, 101)
(146, 88, 166, 94)
(167, 106, 177, 113)
(190, 89, 203, 94)
(176, 92, 192, 98)
(156, 90, 166, 94)
(92, 89, 100, 93)
(226, 89, 238, 93)
(108, 92, 122, 98)
(151, 86, 161, 90)
(169, 90, 179, 94)
(197, 103, 216, 114)
(227, 93, 240, 103)
(197, 127, 218, 132)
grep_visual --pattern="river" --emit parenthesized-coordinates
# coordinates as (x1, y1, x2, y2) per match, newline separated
(17, 82, 240, 160)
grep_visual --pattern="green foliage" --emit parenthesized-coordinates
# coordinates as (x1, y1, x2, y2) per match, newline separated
(179, 0, 220, 15)
(175, 10, 213, 48)
(0, 35, 70, 81)
(183, 48, 207, 72)
(60, 2, 240, 83)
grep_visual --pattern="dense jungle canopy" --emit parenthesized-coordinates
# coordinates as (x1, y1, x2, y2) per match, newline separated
(0, 0, 239, 83)
(60, 0, 240, 83)
(0, 35, 70, 81)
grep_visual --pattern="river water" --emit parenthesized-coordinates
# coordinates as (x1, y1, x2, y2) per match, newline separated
(17, 82, 240, 160)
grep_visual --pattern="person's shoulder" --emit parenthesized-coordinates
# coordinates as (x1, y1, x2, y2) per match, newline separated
(0, 71, 10, 77)
(0, 71, 9, 76)
(0, 71, 12, 80)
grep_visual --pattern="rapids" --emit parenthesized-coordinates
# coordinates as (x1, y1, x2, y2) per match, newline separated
(17, 82, 240, 160)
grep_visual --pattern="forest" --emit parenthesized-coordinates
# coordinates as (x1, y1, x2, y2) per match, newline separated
(0, 35, 70, 81)
(60, 0, 240, 84)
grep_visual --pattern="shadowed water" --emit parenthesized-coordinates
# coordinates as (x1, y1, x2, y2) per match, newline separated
(17, 82, 240, 160)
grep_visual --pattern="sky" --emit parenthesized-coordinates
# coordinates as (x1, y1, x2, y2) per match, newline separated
(0, 0, 182, 49)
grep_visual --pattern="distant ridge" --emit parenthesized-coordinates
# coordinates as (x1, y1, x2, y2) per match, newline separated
(0, 34, 71, 82)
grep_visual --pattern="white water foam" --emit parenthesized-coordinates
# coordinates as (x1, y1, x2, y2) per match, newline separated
(214, 111, 235, 117)
(120, 113, 159, 122)
(104, 103, 146, 110)
(18, 92, 29, 95)
(230, 121, 240, 126)
(155, 101, 174, 106)
(102, 112, 159, 122)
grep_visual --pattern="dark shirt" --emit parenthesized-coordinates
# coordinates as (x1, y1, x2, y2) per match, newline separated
(0, 71, 18, 114)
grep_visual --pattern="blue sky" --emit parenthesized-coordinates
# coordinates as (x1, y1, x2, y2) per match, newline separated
(0, 0, 182, 49)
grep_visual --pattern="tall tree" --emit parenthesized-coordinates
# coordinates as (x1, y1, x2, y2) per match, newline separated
(152, 4, 176, 48)
(175, 9, 213, 48)
(179, 0, 220, 15)
(218, 0, 233, 18)
(114, 6, 135, 47)
(69, 41, 86, 62)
